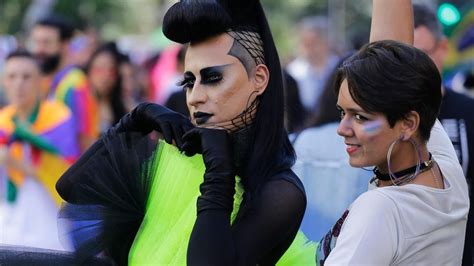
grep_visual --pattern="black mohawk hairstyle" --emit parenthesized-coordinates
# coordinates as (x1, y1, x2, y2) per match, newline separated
(163, 0, 260, 44)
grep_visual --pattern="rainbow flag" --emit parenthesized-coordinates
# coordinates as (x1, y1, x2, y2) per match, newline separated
(0, 100, 80, 205)
(50, 65, 99, 141)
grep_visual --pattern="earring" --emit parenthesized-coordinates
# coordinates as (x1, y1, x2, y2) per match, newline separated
(386, 136, 422, 186)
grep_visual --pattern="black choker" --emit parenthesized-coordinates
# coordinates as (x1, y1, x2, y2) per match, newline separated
(373, 153, 433, 181)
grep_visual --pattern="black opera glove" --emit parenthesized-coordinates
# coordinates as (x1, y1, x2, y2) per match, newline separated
(182, 128, 236, 214)
(111, 102, 194, 148)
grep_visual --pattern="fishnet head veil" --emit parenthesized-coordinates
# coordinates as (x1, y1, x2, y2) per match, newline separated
(226, 28, 265, 66)
(202, 27, 264, 132)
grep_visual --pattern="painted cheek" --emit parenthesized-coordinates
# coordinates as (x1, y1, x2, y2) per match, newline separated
(360, 130, 389, 162)
(360, 119, 384, 140)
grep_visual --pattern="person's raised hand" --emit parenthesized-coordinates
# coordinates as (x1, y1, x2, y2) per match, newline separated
(111, 102, 194, 149)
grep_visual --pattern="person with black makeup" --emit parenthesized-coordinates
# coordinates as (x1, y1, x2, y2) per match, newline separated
(54, 1, 314, 265)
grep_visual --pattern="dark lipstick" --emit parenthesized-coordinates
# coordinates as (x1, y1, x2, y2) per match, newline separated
(193, 112, 213, 125)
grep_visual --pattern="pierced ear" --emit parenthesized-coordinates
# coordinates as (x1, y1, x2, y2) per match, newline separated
(401, 110, 420, 140)
(253, 64, 269, 96)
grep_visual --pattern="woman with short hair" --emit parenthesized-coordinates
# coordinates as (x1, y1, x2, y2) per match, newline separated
(318, 39, 468, 266)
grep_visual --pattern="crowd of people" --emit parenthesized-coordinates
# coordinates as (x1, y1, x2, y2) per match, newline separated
(0, 0, 473, 265)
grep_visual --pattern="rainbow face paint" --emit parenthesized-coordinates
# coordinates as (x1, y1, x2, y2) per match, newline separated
(362, 119, 383, 137)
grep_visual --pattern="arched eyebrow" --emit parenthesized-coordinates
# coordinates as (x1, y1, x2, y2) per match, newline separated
(336, 104, 368, 115)
(347, 108, 366, 113)
(181, 64, 232, 85)
(199, 64, 231, 77)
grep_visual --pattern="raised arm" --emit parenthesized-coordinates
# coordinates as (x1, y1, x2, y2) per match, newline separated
(370, 0, 414, 44)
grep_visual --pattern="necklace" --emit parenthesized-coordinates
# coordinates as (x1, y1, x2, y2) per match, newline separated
(372, 153, 434, 186)
(373, 153, 433, 181)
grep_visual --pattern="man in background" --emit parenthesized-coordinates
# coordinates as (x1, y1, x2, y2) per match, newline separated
(29, 15, 98, 152)
(413, 4, 474, 265)
(286, 16, 339, 115)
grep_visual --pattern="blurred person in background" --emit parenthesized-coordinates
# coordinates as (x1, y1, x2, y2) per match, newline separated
(141, 51, 161, 101)
(164, 45, 189, 116)
(69, 26, 100, 69)
(283, 71, 307, 134)
(149, 45, 182, 104)
(292, 55, 372, 242)
(413, 4, 474, 264)
(0, 35, 18, 108)
(0, 51, 79, 250)
(86, 42, 128, 135)
(29, 15, 98, 152)
(286, 16, 339, 116)
(120, 54, 144, 111)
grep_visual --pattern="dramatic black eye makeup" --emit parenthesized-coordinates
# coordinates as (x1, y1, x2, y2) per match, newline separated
(179, 64, 231, 91)
(200, 65, 229, 85)
(178, 72, 196, 91)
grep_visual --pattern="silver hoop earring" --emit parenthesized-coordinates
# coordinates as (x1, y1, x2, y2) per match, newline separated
(386, 136, 423, 186)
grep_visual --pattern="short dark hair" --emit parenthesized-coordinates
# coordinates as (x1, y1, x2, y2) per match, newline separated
(35, 15, 75, 41)
(5, 49, 39, 67)
(334, 40, 442, 141)
(413, 4, 444, 40)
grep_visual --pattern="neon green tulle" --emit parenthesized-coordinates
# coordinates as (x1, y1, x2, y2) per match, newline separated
(277, 232, 318, 265)
(129, 141, 316, 265)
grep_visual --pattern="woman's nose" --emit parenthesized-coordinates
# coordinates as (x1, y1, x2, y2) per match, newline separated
(337, 117, 353, 137)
